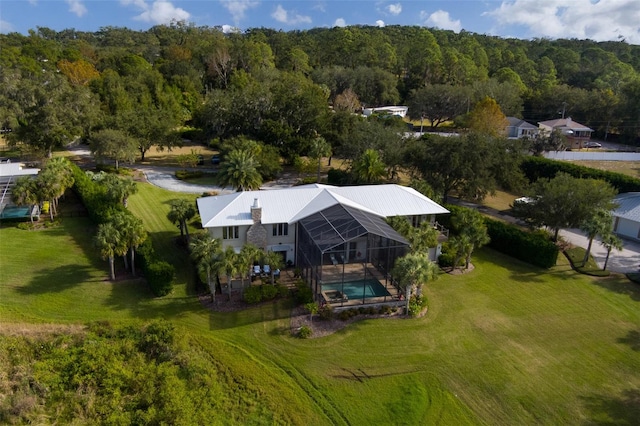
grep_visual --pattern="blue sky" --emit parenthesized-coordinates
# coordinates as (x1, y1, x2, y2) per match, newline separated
(1, 1, 639, 44)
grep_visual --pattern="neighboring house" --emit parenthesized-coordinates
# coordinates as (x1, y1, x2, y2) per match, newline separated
(0, 161, 40, 220)
(197, 184, 449, 308)
(506, 117, 539, 139)
(538, 117, 593, 149)
(612, 192, 640, 241)
(363, 106, 409, 118)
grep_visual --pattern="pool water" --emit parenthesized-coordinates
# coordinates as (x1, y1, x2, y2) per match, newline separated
(322, 279, 391, 299)
(0, 206, 31, 219)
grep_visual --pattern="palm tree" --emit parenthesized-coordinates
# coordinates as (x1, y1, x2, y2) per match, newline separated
(353, 149, 386, 184)
(308, 135, 332, 183)
(451, 208, 490, 269)
(263, 250, 285, 285)
(391, 252, 438, 314)
(190, 232, 222, 302)
(167, 198, 196, 242)
(580, 209, 613, 267)
(11, 177, 39, 224)
(239, 244, 262, 288)
(408, 221, 439, 253)
(95, 222, 127, 280)
(42, 157, 74, 215)
(216, 246, 239, 299)
(448, 234, 473, 271)
(102, 174, 138, 207)
(216, 149, 262, 191)
(601, 233, 623, 271)
(113, 212, 147, 276)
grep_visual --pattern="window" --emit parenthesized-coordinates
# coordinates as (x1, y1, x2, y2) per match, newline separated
(223, 226, 239, 240)
(272, 223, 288, 236)
(411, 215, 424, 227)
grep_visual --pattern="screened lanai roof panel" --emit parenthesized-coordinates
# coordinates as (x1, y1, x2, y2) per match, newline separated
(298, 204, 408, 252)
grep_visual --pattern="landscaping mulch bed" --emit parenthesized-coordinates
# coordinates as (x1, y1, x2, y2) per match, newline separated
(290, 306, 404, 338)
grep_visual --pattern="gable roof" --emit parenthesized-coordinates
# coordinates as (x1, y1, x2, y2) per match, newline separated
(613, 192, 640, 222)
(197, 184, 449, 228)
(506, 117, 537, 129)
(538, 117, 593, 132)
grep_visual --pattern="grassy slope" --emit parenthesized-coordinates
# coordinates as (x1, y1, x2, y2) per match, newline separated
(2, 182, 640, 424)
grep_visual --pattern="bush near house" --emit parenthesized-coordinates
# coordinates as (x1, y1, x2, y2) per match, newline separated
(484, 218, 559, 269)
(71, 163, 175, 296)
(520, 156, 640, 192)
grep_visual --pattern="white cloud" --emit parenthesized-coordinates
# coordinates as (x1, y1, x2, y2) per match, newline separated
(387, 3, 402, 15)
(221, 24, 241, 33)
(376, 20, 385, 27)
(485, 0, 640, 44)
(271, 4, 311, 25)
(121, 0, 190, 24)
(0, 19, 15, 33)
(422, 10, 462, 32)
(334, 18, 346, 27)
(313, 2, 326, 13)
(220, 0, 260, 25)
(66, 0, 87, 17)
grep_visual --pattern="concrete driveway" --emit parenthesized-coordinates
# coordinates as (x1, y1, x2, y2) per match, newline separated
(559, 228, 640, 274)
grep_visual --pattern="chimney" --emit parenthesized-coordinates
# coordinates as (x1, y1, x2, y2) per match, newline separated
(566, 117, 571, 124)
(251, 198, 262, 224)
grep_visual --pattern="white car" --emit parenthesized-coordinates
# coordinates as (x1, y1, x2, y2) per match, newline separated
(585, 142, 602, 148)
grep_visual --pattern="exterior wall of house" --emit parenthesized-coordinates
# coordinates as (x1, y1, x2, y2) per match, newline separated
(266, 226, 296, 264)
(207, 225, 251, 252)
(614, 217, 640, 241)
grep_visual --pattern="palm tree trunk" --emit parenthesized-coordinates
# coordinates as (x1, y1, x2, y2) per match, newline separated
(130, 248, 136, 276)
(582, 237, 594, 267)
(208, 270, 215, 303)
(603, 247, 612, 271)
(123, 254, 129, 271)
(317, 157, 321, 183)
(227, 274, 232, 299)
(109, 256, 116, 280)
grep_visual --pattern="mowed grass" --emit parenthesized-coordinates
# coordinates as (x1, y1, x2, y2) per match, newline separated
(2, 181, 640, 424)
(570, 160, 640, 179)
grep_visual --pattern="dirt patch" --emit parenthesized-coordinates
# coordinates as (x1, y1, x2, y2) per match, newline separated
(442, 263, 475, 275)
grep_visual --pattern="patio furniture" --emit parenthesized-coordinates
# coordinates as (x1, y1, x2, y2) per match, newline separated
(253, 265, 261, 276)
(330, 254, 338, 266)
(263, 264, 271, 275)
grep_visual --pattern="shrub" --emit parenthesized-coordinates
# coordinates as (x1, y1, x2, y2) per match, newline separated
(296, 176, 319, 186)
(327, 168, 351, 185)
(438, 251, 464, 268)
(244, 286, 263, 304)
(175, 170, 203, 180)
(294, 281, 314, 304)
(484, 218, 559, 269)
(298, 325, 312, 339)
(318, 304, 333, 320)
(408, 295, 428, 317)
(338, 310, 352, 321)
(261, 284, 278, 300)
(276, 284, 290, 298)
(146, 261, 175, 297)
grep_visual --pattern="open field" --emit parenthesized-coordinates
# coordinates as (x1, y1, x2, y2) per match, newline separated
(2, 182, 640, 424)
(569, 160, 640, 179)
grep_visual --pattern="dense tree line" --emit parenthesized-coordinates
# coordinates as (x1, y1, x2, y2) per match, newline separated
(1, 23, 639, 164)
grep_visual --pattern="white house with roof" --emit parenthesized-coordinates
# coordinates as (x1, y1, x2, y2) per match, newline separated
(197, 183, 449, 264)
(612, 192, 640, 241)
(506, 117, 539, 139)
(0, 161, 40, 220)
(197, 184, 449, 306)
(362, 106, 409, 118)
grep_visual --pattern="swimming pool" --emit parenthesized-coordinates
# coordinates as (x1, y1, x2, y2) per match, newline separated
(322, 279, 391, 300)
(0, 206, 31, 220)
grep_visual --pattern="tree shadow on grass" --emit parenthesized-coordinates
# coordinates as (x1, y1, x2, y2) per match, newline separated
(581, 388, 640, 425)
(209, 299, 294, 330)
(18, 264, 95, 294)
(589, 275, 640, 302)
(617, 329, 640, 351)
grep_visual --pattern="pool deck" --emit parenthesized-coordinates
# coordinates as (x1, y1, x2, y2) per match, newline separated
(317, 262, 403, 308)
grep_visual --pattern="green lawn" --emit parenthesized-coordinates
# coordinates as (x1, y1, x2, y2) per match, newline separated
(2, 182, 640, 424)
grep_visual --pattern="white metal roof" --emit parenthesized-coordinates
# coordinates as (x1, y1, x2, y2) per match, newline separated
(197, 184, 449, 228)
(613, 192, 640, 223)
(0, 163, 40, 178)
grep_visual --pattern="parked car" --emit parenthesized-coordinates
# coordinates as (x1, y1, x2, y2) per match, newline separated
(211, 154, 220, 165)
(585, 142, 602, 148)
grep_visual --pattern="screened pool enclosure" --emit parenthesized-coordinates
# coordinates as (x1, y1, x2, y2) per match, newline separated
(296, 204, 409, 308)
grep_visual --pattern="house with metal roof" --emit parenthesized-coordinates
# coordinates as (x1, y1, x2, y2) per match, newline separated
(0, 161, 40, 220)
(612, 192, 640, 241)
(506, 117, 539, 139)
(197, 184, 449, 308)
(538, 117, 593, 149)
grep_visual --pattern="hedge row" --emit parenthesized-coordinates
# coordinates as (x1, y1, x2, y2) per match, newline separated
(520, 156, 640, 193)
(71, 163, 175, 296)
(484, 218, 559, 269)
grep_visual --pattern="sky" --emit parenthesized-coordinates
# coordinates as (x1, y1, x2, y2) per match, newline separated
(1, 0, 639, 45)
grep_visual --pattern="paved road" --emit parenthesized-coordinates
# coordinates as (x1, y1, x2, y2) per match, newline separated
(67, 145, 640, 274)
